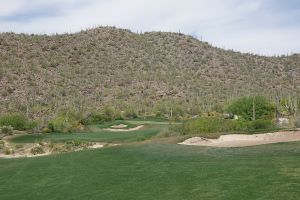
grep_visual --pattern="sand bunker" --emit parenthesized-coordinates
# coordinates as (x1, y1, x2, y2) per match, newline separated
(111, 124, 128, 129)
(104, 125, 144, 132)
(179, 130, 300, 147)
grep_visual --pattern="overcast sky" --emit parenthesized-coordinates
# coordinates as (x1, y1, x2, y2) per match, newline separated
(0, 0, 299, 55)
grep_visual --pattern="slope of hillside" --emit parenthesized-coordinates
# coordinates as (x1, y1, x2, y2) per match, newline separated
(0, 27, 299, 118)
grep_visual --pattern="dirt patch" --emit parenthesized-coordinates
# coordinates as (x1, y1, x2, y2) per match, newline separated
(0, 142, 52, 159)
(104, 125, 144, 132)
(179, 130, 300, 147)
(0, 135, 108, 159)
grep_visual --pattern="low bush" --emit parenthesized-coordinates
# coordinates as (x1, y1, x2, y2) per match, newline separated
(14, 144, 24, 149)
(66, 140, 92, 150)
(4, 148, 13, 155)
(180, 117, 246, 135)
(295, 117, 300, 128)
(0, 114, 37, 131)
(0, 114, 27, 130)
(25, 121, 38, 130)
(180, 117, 275, 136)
(102, 106, 116, 121)
(81, 113, 106, 125)
(0, 125, 13, 135)
(66, 140, 82, 147)
(48, 117, 82, 133)
(51, 144, 69, 153)
(41, 127, 51, 134)
(123, 109, 138, 119)
(48, 110, 84, 133)
(0, 140, 4, 149)
(81, 108, 125, 125)
(30, 146, 45, 155)
(248, 119, 274, 130)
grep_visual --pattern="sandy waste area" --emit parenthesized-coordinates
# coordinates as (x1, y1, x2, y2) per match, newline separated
(179, 130, 300, 147)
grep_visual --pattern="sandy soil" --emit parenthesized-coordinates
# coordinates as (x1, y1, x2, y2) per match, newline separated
(0, 142, 52, 159)
(0, 136, 106, 159)
(179, 130, 300, 147)
(104, 125, 144, 132)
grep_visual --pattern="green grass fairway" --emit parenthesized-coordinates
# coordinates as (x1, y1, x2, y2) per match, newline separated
(1, 142, 300, 200)
(10, 120, 171, 144)
(95, 120, 137, 129)
(11, 128, 160, 143)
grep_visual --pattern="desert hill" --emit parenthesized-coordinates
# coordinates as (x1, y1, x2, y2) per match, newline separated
(0, 26, 299, 118)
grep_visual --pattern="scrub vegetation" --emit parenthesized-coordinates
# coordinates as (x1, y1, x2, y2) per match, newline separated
(0, 27, 299, 120)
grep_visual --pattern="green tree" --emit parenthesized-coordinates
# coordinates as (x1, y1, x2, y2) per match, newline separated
(0, 114, 27, 130)
(226, 96, 274, 120)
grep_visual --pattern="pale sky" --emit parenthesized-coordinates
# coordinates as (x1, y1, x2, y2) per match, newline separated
(0, 0, 299, 55)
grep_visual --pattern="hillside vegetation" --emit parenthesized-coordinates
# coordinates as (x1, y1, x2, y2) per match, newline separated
(1, 26, 299, 119)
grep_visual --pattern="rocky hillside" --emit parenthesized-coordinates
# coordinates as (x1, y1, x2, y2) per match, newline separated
(0, 27, 299, 118)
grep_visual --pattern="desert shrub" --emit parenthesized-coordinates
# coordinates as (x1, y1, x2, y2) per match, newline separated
(66, 140, 82, 147)
(0, 140, 4, 149)
(4, 148, 13, 155)
(48, 141, 54, 149)
(154, 102, 185, 119)
(102, 106, 116, 121)
(81, 113, 105, 125)
(0, 125, 13, 135)
(41, 127, 51, 134)
(180, 117, 276, 136)
(65, 140, 92, 150)
(48, 117, 81, 133)
(25, 121, 38, 130)
(30, 146, 45, 155)
(0, 114, 37, 131)
(81, 108, 125, 125)
(0, 114, 27, 130)
(114, 110, 124, 120)
(48, 109, 83, 133)
(181, 117, 248, 135)
(123, 108, 138, 119)
(248, 119, 274, 130)
(14, 144, 24, 149)
(294, 116, 300, 128)
(226, 96, 275, 120)
(51, 144, 72, 153)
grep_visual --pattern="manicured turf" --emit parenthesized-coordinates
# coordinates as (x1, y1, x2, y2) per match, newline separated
(1, 142, 300, 200)
(10, 120, 172, 144)
(10, 128, 160, 143)
(96, 120, 137, 129)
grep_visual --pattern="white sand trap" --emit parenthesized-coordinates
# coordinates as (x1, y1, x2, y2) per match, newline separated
(104, 125, 144, 132)
(89, 143, 104, 149)
(111, 124, 128, 129)
(179, 130, 300, 147)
